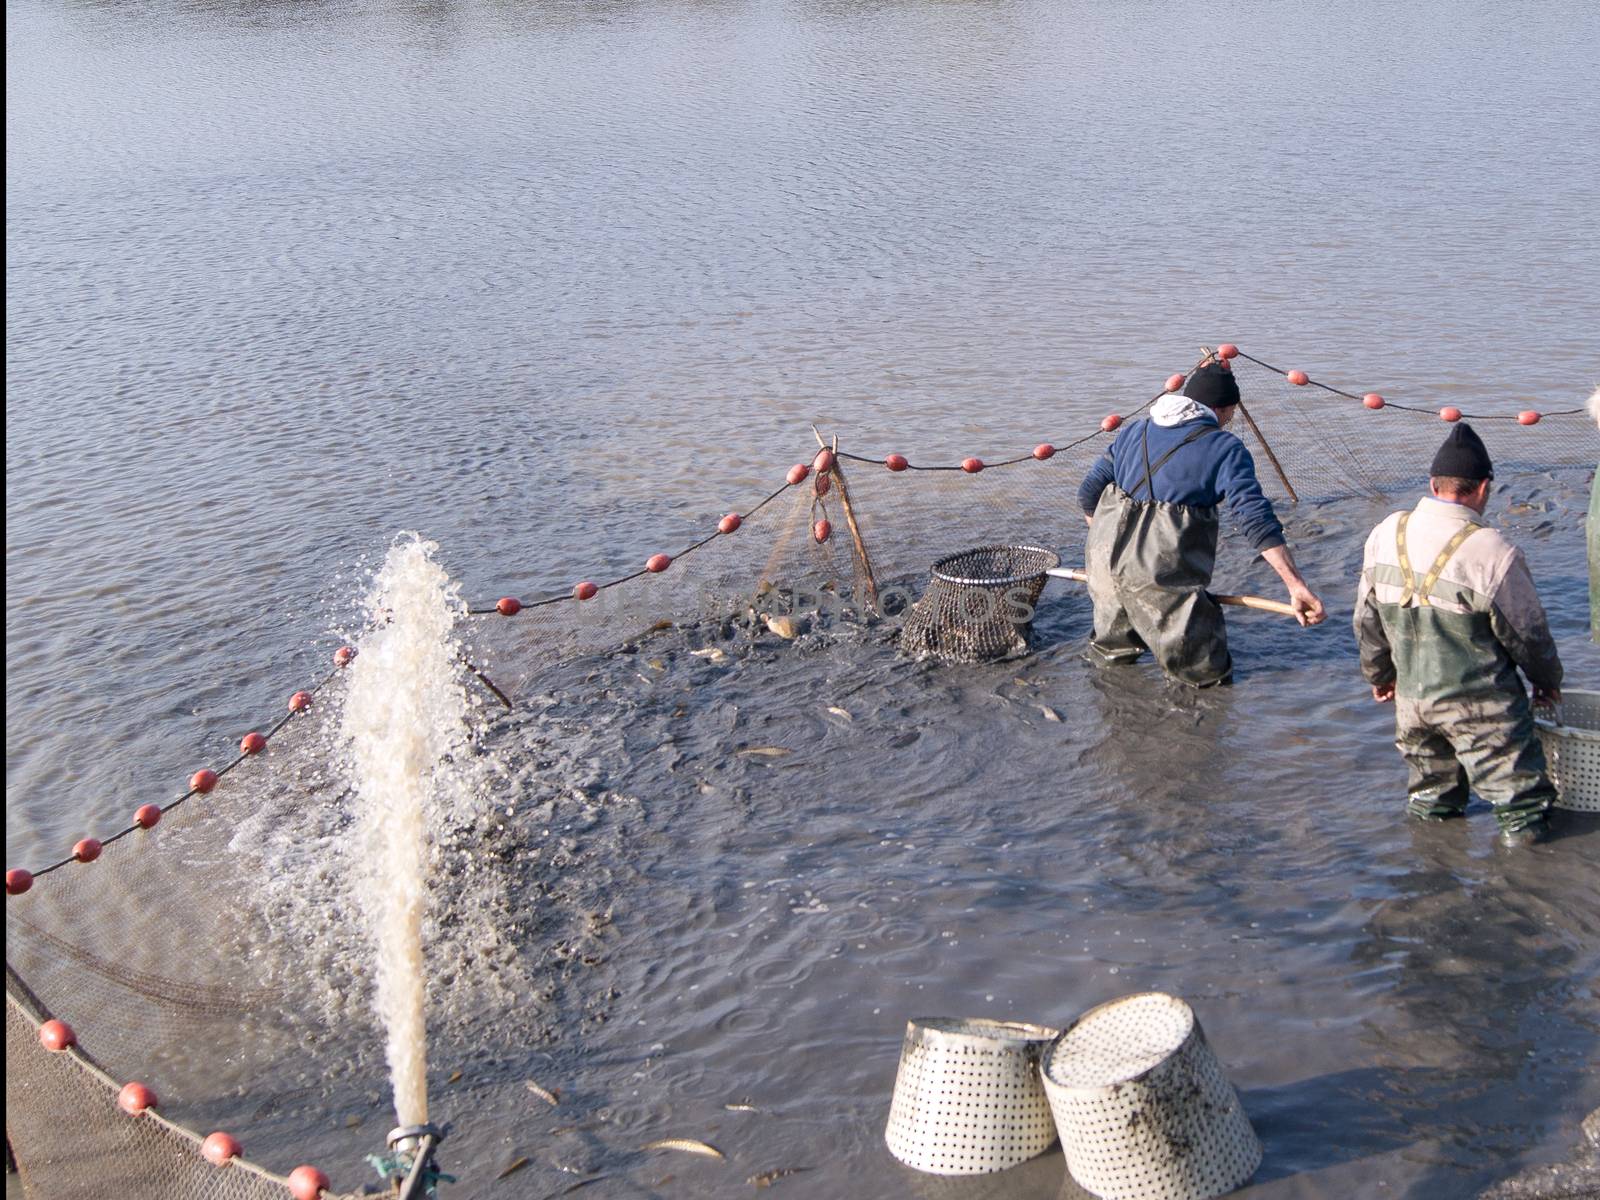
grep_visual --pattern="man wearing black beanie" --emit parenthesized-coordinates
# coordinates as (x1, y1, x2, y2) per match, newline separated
(1077, 360, 1326, 686)
(1355, 422, 1564, 845)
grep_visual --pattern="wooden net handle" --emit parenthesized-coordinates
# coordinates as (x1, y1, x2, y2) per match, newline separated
(1045, 567, 1299, 619)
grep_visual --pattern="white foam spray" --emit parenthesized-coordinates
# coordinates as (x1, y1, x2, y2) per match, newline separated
(339, 536, 469, 1127)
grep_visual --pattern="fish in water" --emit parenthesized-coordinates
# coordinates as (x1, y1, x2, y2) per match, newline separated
(826, 706, 852, 721)
(497, 1157, 530, 1180)
(739, 746, 791, 758)
(749, 1167, 812, 1188)
(642, 1138, 725, 1160)
(723, 1101, 759, 1113)
(1039, 705, 1061, 722)
(524, 1079, 560, 1106)
(691, 647, 727, 662)
(763, 614, 799, 639)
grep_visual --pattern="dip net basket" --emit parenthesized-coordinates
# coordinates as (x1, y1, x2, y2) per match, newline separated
(1535, 690, 1600, 812)
(897, 545, 1060, 664)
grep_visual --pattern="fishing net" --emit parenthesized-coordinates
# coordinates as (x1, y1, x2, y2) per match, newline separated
(897, 545, 1061, 664)
(6, 344, 1596, 1197)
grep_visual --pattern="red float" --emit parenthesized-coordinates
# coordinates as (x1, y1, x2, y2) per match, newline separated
(1286, 370, 1310, 386)
(718, 513, 742, 534)
(1217, 344, 1239, 360)
(240, 732, 267, 755)
(1165, 373, 1185, 393)
(814, 473, 832, 497)
(885, 454, 909, 472)
(496, 597, 522, 616)
(289, 691, 313, 713)
(202, 1131, 242, 1166)
(7, 868, 33, 895)
(39, 1019, 75, 1052)
(190, 769, 219, 795)
(118, 1082, 157, 1114)
(1518, 410, 1541, 425)
(1363, 393, 1385, 410)
(813, 448, 835, 474)
(1033, 443, 1055, 461)
(813, 519, 833, 543)
(287, 1166, 330, 1200)
(134, 804, 162, 829)
(73, 838, 101, 864)
(334, 646, 356, 668)
(573, 581, 599, 601)
(1101, 414, 1123, 433)
(646, 554, 672, 573)
(786, 463, 810, 486)
(961, 457, 984, 474)
(1440, 406, 1462, 422)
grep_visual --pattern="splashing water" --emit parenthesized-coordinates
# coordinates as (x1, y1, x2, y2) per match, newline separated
(339, 536, 470, 1128)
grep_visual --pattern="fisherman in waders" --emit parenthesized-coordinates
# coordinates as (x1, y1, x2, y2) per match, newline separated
(1355, 423, 1563, 846)
(1076, 361, 1326, 686)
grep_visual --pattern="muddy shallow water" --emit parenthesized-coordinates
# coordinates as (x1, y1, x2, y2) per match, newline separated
(8, 0, 1600, 1195)
(381, 474, 1599, 1200)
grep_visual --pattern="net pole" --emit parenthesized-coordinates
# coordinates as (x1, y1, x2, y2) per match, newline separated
(1236, 401, 1300, 504)
(1200, 345, 1300, 504)
(814, 425, 881, 615)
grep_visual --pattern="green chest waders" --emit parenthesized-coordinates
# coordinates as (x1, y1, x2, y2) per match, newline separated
(1085, 423, 1232, 686)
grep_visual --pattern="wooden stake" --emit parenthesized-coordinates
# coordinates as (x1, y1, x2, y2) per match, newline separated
(812, 425, 881, 615)
(1200, 345, 1299, 504)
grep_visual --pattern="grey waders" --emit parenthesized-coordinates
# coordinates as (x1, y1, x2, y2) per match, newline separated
(1085, 423, 1232, 687)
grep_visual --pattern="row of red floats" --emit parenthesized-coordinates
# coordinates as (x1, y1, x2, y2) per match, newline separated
(482, 346, 1543, 617)
(33, 1017, 329, 1197)
(492, 447, 848, 615)
(5, 651, 360, 897)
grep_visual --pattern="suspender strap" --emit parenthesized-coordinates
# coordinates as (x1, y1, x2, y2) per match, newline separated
(1396, 511, 1481, 607)
(1134, 422, 1211, 500)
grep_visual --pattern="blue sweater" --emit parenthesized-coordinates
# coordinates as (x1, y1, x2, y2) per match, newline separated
(1077, 414, 1286, 551)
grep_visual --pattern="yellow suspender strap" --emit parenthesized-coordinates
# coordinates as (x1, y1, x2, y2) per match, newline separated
(1396, 513, 1416, 604)
(1396, 512, 1481, 607)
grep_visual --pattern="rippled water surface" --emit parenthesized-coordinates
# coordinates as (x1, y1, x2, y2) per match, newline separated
(7, 0, 1600, 1196)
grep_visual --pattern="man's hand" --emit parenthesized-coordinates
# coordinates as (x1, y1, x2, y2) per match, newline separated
(1261, 544, 1325, 627)
(1533, 685, 1562, 706)
(1288, 582, 1326, 627)
(1372, 682, 1395, 703)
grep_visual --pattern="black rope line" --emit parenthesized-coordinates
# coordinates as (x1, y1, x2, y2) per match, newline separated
(466, 479, 799, 615)
(1234, 350, 1587, 420)
(20, 667, 342, 879)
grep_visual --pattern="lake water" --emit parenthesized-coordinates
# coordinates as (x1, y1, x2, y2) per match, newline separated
(6, 1, 1600, 1197)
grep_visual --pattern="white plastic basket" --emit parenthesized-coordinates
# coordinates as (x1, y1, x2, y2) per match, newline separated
(1041, 993, 1261, 1200)
(885, 1017, 1060, 1176)
(1535, 690, 1600, 812)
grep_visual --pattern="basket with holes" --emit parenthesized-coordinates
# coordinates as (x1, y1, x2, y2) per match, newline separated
(1040, 993, 1261, 1200)
(884, 1017, 1060, 1175)
(1535, 689, 1600, 812)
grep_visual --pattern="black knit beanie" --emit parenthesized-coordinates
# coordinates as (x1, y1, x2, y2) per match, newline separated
(1182, 361, 1242, 410)
(1430, 423, 1494, 482)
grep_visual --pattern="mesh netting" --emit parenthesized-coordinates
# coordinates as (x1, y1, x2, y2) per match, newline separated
(5, 986, 327, 1200)
(6, 345, 1597, 1197)
(898, 545, 1061, 663)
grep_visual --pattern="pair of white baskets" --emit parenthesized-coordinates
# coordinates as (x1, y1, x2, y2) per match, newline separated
(884, 994, 1260, 1200)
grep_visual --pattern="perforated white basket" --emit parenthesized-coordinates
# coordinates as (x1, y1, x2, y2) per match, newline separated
(1535, 690, 1600, 812)
(1041, 993, 1261, 1200)
(885, 1017, 1060, 1176)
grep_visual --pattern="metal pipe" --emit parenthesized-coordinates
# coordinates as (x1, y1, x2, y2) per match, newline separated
(387, 1124, 445, 1198)
(398, 1133, 439, 1200)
